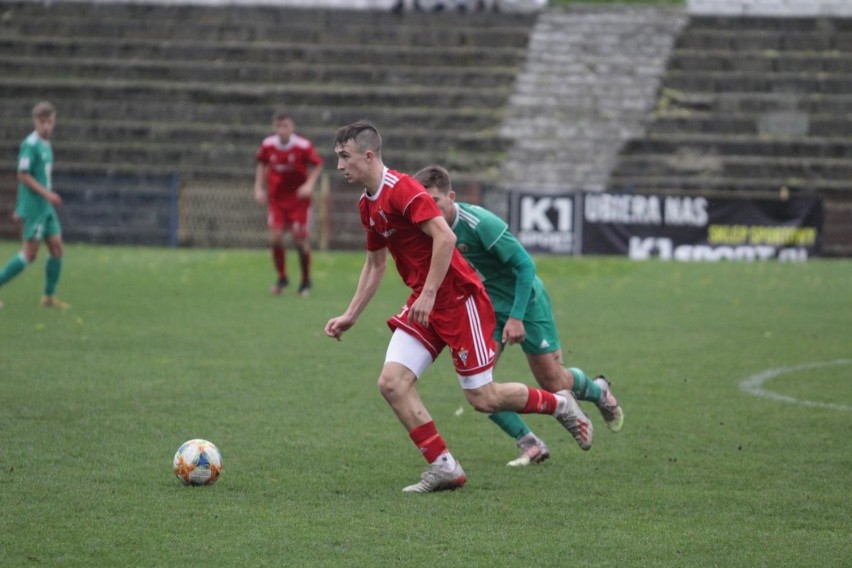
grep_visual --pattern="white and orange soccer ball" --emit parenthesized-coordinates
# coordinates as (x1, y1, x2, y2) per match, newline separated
(173, 439, 223, 486)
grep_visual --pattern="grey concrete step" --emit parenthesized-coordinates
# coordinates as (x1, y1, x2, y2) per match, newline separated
(613, 154, 852, 182)
(669, 49, 852, 74)
(1, 12, 533, 48)
(659, 91, 852, 115)
(0, 1, 535, 30)
(0, 35, 527, 68)
(1, 77, 513, 110)
(0, 98, 504, 133)
(623, 133, 852, 159)
(663, 70, 852, 95)
(0, 55, 517, 89)
(650, 112, 852, 138)
(607, 173, 851, 195)
(686, 15, 852, 33)
(675, 28, 852, 52)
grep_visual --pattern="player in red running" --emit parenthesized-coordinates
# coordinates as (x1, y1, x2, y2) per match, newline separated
(254, 112, 323, 297)
(324, 121, 593, 493)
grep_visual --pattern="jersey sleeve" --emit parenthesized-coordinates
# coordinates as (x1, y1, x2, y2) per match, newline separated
(478, 214, 536, 321)
(17, 140, 35, 173)
(359, 196, 386, 252)
(305, 143, 323, 167)
(256, 143, 270, 164)
(397, 178, 440, 225)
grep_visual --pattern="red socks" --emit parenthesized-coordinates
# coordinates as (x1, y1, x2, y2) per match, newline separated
(298, 249, 311, 284)
(409, 421, 448, 464)
(520, 387, 559, 415)
(272, 246, 286, 279)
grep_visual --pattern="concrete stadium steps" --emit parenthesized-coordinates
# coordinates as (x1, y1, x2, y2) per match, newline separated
(0, 97, 503, 139)
(609, 14, 852, 254)
(495, 5, 686, 201)
(623, 134, 852, 161)
(0, 1, 535, 188)
(661, 91, 852, 115)
(664, 71, 852, 95)
(0, 55, 519, 89)
(615, 154, 852, 183)
(2, 12, 532, 48)
(669, 50, 852, 74)
(649, 114, 852, 139)
(607, 174, 850, 196)
(1, 36, 526, 69)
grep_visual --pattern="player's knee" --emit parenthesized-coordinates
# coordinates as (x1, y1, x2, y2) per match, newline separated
(376, 367, 410, 402)
(464, 387, 499, 414)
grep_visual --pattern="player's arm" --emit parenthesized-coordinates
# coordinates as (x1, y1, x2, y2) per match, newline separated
(324, 247, 387, 340)
(408, 215, 456, 327)
(17, 171, 60, 206)
(486, 227, 536, 344)
(501, 247, 536, 344)
(297, 162, 322, 200)
(253, 163, 268, 205)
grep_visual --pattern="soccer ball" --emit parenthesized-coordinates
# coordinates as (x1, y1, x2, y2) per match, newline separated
(173, 439, 223, 486)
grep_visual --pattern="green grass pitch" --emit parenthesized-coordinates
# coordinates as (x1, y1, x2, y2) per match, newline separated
(0, 243, 849, 566)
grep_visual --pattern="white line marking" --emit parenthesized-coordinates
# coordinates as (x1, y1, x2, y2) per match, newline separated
(740, 359, 852, 411)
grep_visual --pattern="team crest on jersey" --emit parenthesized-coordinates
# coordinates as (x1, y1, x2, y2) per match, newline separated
(457, 244, 469, 253)
(456, 348, 469, 367)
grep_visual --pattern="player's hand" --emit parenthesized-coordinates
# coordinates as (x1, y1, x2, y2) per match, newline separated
(408, 293, 434, 327)
(254, 188, 267, 206)
(502, 318, 526, 345)
(324, 315, 355, 341)
(48, 192, 62, 207)
(296, 184, 312, 200)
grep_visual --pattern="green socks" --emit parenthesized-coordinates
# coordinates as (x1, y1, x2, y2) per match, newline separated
(488, 411, 532, 440)
(44, 256, 62, 296)
(569, 367, 603, 403)
(0, 252, 27, 286)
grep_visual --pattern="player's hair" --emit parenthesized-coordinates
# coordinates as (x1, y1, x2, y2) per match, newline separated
(273, 111, 293, 122)
(32, 101, 55, 119)
(413, 165, 452, 194)
(334, 121, 382, 156)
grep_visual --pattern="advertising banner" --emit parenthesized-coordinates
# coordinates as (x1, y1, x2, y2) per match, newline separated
(507, 191, 578, 255)
(581, 193, 822, 261)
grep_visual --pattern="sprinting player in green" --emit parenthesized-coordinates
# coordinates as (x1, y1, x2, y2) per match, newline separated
(415, 165, 623, 464)
(0, 101, 69, 310)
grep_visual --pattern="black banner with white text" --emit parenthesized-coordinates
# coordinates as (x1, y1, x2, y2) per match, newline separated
(508, 191, 823, 261)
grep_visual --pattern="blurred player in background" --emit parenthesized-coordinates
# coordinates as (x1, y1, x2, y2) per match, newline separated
(0, 101, 69, 310)
(415, 165, 624, 444)
(324, 121, 593, 493)
(254, 112, 323, 297)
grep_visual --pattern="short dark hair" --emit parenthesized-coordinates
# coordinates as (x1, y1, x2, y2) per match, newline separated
(334, 121, 382, 155)
(413, 165, 452, 194)
(273, 111, 293, 122)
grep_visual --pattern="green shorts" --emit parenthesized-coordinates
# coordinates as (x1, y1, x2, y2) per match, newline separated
(22, 209, 62, 241)
(494, 287, 560, 355)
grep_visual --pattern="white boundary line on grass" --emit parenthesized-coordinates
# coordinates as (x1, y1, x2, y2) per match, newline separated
(740, 359, 852, 412)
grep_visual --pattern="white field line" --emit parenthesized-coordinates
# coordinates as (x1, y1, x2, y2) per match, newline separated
(740, 359, 852, 412)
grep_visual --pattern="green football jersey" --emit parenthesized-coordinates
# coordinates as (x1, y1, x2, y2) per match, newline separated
(16, 130, 55, 219)
(451, 202, 542, 320)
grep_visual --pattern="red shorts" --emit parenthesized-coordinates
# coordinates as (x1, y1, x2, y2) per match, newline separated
(267, 198, 311, 238)
(387, 288, 497, 377)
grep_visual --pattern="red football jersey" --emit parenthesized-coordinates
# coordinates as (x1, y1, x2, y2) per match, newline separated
(359, 168, 483, 309)
(256, 133, 322, 202)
